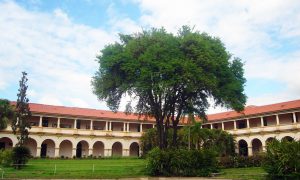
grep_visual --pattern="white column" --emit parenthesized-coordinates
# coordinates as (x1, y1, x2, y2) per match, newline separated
(105, 121, 108, 131)
(293, 112, 297, 123)
(152, 124, 155, 128)
(109, 121, 112, 131)
(74, 119, 77, 129)
(246, 119, 250, 128)
(276, 114, 280, 125)
(127, 123, 130, 132)
(233, 121, 237, 130)
(123, 122, 126, 132)
(57, 117, 60, 128)
(39, 116, 43, 127)
(210, 124, 213, 129)
(248, 146, 253, 156)
(140, 123, 143, 132)
(36, 146, 41, 157)
(261, 117, 264, 127)
(54, 147, 59, 157)
(221, 122, 224, 130)
(72, 148, 76, 157)
(88, 148, 93, 156)
(90, 120, 93, 130)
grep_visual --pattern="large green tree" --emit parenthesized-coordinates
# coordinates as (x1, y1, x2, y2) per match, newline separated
(0, 99, 15, 130)
(92, 26, 246, 149)
(12, 72, 32, 146)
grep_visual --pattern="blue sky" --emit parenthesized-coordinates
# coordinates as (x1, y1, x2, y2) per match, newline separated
(1, 0, 300, 114)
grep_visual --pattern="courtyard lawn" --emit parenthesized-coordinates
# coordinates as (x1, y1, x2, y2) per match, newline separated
(0, 158, 147, 179)
(0, 158, 268, 179)
(218, 167, 267, 180)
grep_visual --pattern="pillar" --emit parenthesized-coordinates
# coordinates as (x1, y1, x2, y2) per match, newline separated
(152, 124, 155, 128)
(123, 122, 126, 132)
(54, 147, 59, 157)
(140, 123, 143, 132)
(104, 149, 111, 157)
(210, 124, 213, 129)
(90, 120, 93, 130)
(72, 148, 76, 157)
(74, 119, 77, 129)
(276, 114, 280, 125)
(234, 121, 237, 130)
(127, 123, 129, 132)
(109, 121, 112, 131)
(293, 112, 297, 123)
(261, 117, 264, 127)
(221, 122, 224, 130)
(248, 146, 253, 156)
(57, 117, 60, 128)
(123, 149, 129, 156)
(246, 119, 250, 128)
(88, 148, 93, 156)
(105, 121, 108, 131)
(39, 116, 43, 127)
(37, 146, 41, 157)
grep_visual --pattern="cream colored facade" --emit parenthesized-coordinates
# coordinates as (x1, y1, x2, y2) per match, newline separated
(0, 104, 299, 157)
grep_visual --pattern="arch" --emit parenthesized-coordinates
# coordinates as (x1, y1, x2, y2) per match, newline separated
(112, 142, 122, 156)
(41, 139, 55, 158)
(24, 138, 37, 157)
(129, 142, 139, 157)
(282, 136, 294, 142)
(238, 139, 248, 156)
(0, 137, 13, 150)
(252, 138, 263, 155)
(93, 141, 104, 157)
(76, 140, 89, 158)
(59, 140, 72, 158)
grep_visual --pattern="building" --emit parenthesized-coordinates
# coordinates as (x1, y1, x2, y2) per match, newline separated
(0, 99, 299, 158)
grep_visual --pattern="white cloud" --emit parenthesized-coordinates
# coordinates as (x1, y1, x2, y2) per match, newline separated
(0, 1, 115, 109)
(135, 0, 300, 109)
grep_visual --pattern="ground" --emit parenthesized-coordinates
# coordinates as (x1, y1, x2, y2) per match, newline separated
(0, 158, 266, 179)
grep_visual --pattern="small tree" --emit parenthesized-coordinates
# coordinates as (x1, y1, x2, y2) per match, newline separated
(0, 99, 15, 130)
(11, 72, 32, 146)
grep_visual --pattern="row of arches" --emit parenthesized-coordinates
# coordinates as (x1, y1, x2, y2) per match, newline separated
(0, 137, 140, 158)
(238, 136, 295, 156)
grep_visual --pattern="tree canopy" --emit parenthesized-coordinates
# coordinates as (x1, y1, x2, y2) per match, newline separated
(0, 99, 15, 130)
(92, 26, 246, 149)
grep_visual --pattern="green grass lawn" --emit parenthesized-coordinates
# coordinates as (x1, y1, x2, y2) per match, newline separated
(218, 167, 267, 180)
(0, 158, 147, 179)
(0, 158, 268, 179)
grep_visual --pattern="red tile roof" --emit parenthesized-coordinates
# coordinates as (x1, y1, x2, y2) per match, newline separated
(25, 103, 154, 122)
(207, 99, 300, 122)
(11, 99, 300, 123)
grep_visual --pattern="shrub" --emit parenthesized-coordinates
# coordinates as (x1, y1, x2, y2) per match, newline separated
(11, 146, 31, 169)
(0, 149, 13, 167)
(218, 155, 265, 168)
(263, 139, 300, 178)
(146, 147, 218, 177)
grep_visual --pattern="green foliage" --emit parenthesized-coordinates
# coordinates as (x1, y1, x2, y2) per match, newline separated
(140, 123, 235, 157)
(11, 146, 31, 169)
(0, 149, 13, 167)
(182, 123, 235, 156)
(92, 26, 246, 149)
(263, 139, 300, 178)
(146, 147, 218, 177)
(0, 99, 15, 130)
(218, 155, 265, 168)
(11, 72, 32, 146)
